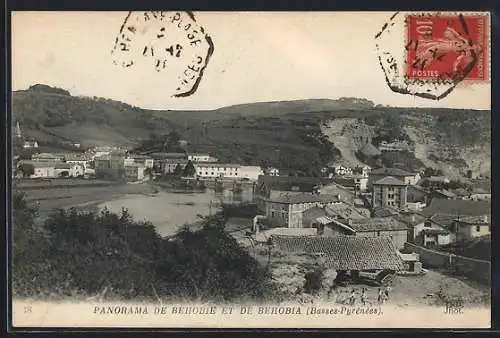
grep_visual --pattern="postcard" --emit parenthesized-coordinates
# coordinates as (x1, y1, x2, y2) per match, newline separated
(10, 11, 491, 329)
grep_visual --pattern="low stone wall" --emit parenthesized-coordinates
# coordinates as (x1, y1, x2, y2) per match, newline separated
(404, 243, 491, 285)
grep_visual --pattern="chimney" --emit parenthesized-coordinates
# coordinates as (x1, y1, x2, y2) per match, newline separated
(483, 215, 488, 223)
(347, 218, 352, 226)
(411, 214, 416, 223)
(336, 194, 341, 201)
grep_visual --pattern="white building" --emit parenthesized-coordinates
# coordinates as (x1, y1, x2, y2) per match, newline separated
(266, 167, 280, 176)
(124, 163, 148, 181)
(333, 164, 353, 176)
(23, 140, 39, 149)
(188, 153, 218, 162)
(195, 163, 241, 179)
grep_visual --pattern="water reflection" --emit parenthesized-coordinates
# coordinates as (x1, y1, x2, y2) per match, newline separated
(99, 184, 255, 237)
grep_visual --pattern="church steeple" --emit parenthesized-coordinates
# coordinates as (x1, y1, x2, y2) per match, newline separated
(15, 121, 22, 139)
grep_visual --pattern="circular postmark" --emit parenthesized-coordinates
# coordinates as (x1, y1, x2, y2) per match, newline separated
(375, 12, 489, 100)
(111, 11, 214, 98)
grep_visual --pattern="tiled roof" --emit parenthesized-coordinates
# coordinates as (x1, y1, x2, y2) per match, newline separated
(21, 160, 58, 168)
(270, 235, 404, 271)
(422, 199, 491, 218)
(196, 163, 241, 168)
(162, 159, 189, 164)
(325, 203, 368, 220)
(434, 189, 456, 198)
(373, 176, 407, 186)
(302, 206, 327, 220)
(372, 207, 400, 218)
(371, 167, 414, 176)
(269, 193, 340, 204)
(150, 152, 187, 159)
(350, 217, 409, 232)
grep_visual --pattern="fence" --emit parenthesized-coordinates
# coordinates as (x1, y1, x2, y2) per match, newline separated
(404, 243, 491, 285)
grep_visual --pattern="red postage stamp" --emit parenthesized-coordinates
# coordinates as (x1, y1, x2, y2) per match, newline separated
(405, 13, 489, 82)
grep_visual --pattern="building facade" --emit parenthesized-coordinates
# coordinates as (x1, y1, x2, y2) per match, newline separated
(372, 176, 408, 209)
(265, 194, 341, 228)
(195, 163, 241, 179)
(452, 216, 490, 241)
(369, 167, 420, 188)
(187, 153, 218, 162)
(94, 155, 125, 179)
(124, 163, 147, 181)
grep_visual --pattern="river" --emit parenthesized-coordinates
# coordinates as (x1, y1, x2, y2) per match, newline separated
(98, 185, 255, 237)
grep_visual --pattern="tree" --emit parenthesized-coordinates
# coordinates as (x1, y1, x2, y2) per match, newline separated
(19, 163, 35, 178)
(183, 160, 196, 177)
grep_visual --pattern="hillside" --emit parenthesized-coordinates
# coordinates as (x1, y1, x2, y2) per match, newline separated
(12, 85, 491, 176)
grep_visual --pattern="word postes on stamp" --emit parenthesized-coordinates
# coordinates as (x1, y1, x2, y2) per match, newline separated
(405, 14, 489, 83)
(111, 11, 214, 98)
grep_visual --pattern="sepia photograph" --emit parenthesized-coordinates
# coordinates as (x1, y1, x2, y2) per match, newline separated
(9, 11, 491, 328)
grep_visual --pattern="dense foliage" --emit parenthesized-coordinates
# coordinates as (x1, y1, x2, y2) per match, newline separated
(12, 192, 275, 301)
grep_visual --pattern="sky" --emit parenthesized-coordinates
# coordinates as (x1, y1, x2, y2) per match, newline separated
(11, 11, 491, 110)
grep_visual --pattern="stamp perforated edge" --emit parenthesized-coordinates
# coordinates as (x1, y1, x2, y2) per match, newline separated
(403, 11, 491, 86)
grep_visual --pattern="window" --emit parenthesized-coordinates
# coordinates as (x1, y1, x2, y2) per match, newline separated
(377, 231, 381, 236)
(388, 194, 395, 199)
(271, 211, 275, 217)
(388, 187, 395, 192)
(476, 225, 481, 232)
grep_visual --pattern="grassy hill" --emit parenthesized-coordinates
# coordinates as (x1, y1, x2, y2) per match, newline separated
(12, 85, 491, 176)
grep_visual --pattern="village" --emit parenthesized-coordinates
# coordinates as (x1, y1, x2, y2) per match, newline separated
(12, 120, 491, 307)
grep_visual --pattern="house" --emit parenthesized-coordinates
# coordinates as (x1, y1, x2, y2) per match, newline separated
(431, 189, 457, 200)
(187, 153, 218, 162)
(331, 164, 353, 176)
(469, 180, 491, 201)
(23, 140, 39, 149)
(425, 176, 450, 188)
(378, 140, 412, 152)
(269, 235, 404, 272)
(411, 216, 453, 247)
(125, 155, 154, 169)
(265, 167, 280, 176)
(150, 152, 187, 160)
(372, 176, 408, 209)
(332, 175, 368, 192)
(451, 216, 490, 242)
(19, 160, 57, 178)
(422, 199, 491, 219)
(239, 166, 264, 181)
(347, 218, 410, 249)
(31, 153, 64, 162)
(255, 176, 324, 212)
(61, 153, 92, 169)
(265, 193, 342, 228)
(161, 158, 189, 174)
(195, 163, 241, 179)
(124, 163, 148, 181)
(54, 162, 84, 177)
(369, 167, 420, 187)
(407, 185, 428, 203)
(94, 154, 125, 179)
(93, 146, 114, 158)
(319, 217, 409, 250)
